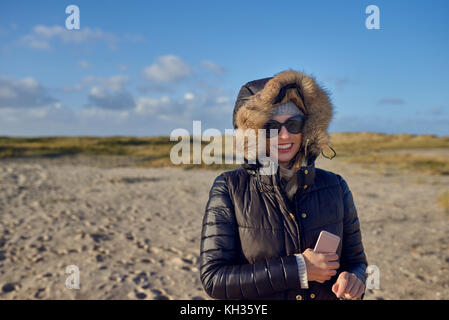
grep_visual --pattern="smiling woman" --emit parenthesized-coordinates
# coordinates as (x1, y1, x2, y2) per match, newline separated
(265, 100, 305, 150)
(200, 69, 368, 300)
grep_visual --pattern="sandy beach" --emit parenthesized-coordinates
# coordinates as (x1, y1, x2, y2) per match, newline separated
(0, 153, 448, 300)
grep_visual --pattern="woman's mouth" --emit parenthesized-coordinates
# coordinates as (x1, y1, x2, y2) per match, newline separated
(277, 143, 293, 152)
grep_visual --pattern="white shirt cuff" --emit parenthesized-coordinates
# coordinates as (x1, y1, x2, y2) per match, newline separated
(295, 253, 309, 289)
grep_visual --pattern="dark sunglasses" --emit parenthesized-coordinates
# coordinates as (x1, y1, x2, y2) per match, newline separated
(263, 115, 306, 138)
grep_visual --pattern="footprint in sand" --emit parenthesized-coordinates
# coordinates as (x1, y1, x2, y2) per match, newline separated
(135, 291, 147, 299)
(90, 233, 111, 243)
(150, 289, 171, 300)
(2, 282, 21, 293)
(34, 288, 47, 299)
(132, 271, 149, 285)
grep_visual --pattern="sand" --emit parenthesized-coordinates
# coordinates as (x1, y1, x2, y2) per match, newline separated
(0, 154, 448, 300)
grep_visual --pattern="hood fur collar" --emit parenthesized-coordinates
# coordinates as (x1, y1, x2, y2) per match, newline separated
(233, 69, 334, 161)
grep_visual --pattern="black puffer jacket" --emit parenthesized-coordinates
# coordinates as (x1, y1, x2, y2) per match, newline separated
(200, 70, 367, 300)
(200, 157, 367, 300)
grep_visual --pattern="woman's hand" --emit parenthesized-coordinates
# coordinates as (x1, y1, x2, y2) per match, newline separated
(302, 248, 340, 283)
(332, 271, 365, 299)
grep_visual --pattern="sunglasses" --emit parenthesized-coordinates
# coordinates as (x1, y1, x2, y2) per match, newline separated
(263, 115, 306, 138)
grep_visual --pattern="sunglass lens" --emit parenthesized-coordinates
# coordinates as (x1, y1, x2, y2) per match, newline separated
(264, 122, 280, 138)
(285, 121, 300, 134)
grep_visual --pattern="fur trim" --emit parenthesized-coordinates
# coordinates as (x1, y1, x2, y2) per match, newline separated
(234, 69, 334, 160)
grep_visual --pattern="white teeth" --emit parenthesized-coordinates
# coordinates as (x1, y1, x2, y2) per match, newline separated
(278, 144, 293, 149)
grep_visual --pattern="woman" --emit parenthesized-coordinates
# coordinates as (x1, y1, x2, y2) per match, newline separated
(200, 69, 368, 300)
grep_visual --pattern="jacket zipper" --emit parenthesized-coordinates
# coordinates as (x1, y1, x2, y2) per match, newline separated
(295, 193, 305, 253)
(273, 177, 302, 254)
(256, 168, 302, 253)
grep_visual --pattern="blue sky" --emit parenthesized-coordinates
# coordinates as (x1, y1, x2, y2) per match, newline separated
(0, 0, 448, 137)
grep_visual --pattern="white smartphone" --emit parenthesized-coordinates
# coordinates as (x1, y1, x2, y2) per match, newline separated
(313, 231, 340, 254)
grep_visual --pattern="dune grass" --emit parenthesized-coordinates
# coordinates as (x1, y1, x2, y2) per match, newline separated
(437, 191, 449, 213)
(340, 152, 449, 175)
(329, 133, 449, 175)
(0, 136, 173, 158)
(0, 135, 240, 170)
(0, 133, 448, 174)
(329, 132, 449, 155)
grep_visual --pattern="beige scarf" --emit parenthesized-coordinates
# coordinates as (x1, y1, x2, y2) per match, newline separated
(278, 138, 310, 200)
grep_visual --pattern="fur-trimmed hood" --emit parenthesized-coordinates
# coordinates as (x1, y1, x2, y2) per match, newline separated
(233, 69, 334, 162)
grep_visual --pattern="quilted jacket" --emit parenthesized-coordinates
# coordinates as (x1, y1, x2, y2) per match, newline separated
(199, 70, 368, 300)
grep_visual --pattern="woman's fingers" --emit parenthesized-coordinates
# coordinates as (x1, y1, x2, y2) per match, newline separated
(345, 274, 357, 297)
(326, 261, 340, 269)
(317, 270, 336, 283)
(324, 253, 339, 261)
(347, 280, 358, 298)
(351, 280, 363, 298)
(325, 269, 337, 278)
(331, 272, 365, 299)
(345, 274, 364, 299)
(332, 282, 339, 294)
(335, 274, 349, 298)
(352, 279, 365, 299)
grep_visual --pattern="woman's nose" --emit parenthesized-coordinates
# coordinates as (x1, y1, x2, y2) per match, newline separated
(278, 125, 290, 139)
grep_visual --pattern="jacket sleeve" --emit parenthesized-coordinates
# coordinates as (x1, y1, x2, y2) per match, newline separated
(200, 173, 300, 299)
(337, 175, 368, 284)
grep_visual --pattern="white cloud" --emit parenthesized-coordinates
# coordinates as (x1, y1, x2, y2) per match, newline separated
(323, 76, 353, 90)
(378, 97, 406, 105)
(0, 86, 18, 99)
(28, 40, 51, 50)
(79, 107, 130, 123)
(0, 76, 58, 109)
(86, 76, 135, 111)
(78, 60, 91, 68)
(215, 96, 229, 104)
(18, 25, 118, 50)
(124, 33, 146, 43)
(0, 105, 72, 122)
(59, 75, 135, 110)
(135, 96, 171, 116)
(184, 92, 195, 100)
(0, 73, 238, 135)
(78, 75, 135, 110)
(143, 55, 192, 83)
(98, 75, 130, 92)
(117, 64, 128, 72)
(201, 60, 226, 75)
(61, 75, 130, 93)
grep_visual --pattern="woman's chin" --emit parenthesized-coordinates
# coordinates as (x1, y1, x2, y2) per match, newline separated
(277, 153, 295, 163)
(276, 147, 300, 164)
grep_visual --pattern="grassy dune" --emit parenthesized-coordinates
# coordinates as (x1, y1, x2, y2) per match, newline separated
(438, 191, 449, 212)
(330, 132, 449, 153)
(0, 136, 235, 170)
(1, 133, 448, 174)
(330, 133, 449, 175)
